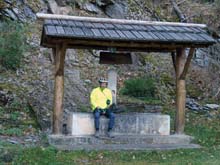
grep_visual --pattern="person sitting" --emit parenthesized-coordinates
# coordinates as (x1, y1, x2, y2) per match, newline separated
(90, 77, 115, 138)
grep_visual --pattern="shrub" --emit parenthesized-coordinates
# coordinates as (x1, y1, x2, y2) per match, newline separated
(0, 20, 28, 70)
(120, 77, 157, 99)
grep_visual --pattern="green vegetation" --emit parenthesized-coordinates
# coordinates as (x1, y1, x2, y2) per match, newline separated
(120, 77, 157, 99)
(0, 20, 28, 70)
(0, 99, 39, 137)
(187, 83, 203, 98)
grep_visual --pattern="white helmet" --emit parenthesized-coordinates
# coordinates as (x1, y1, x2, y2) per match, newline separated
(98, 77, 108, 83)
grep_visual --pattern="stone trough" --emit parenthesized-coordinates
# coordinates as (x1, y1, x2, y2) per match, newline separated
(67, 112, 170, 136)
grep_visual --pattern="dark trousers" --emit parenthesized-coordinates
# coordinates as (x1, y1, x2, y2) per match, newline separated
(93, 108, 115, 131)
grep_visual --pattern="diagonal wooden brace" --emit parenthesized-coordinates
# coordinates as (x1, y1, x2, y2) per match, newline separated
(179, 48, 195, 80)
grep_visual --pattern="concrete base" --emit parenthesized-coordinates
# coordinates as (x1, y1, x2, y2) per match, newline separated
(48, 134, 201, 151)
(67, 113, 170, 136)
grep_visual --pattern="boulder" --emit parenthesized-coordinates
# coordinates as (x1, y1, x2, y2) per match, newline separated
(105, 0, 128, 19)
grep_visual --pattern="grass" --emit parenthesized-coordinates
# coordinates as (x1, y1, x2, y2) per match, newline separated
(6, 145, 220, 164)
(1, 105, 220, 164)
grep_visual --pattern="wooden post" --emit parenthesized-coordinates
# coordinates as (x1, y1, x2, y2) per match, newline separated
(53, 44, 66, 134)
(175, 48, 186, 134)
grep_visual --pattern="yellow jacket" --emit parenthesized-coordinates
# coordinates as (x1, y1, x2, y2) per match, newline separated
(90, 87, 112, 111)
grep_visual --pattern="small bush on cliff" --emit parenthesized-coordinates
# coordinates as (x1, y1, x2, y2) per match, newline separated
(120, 77, 157, 99)
(0, 20, 28, 70)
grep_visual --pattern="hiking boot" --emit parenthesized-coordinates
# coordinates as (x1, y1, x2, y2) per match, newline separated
(95, 130, 100, 138)
(107, 130, 114, 138)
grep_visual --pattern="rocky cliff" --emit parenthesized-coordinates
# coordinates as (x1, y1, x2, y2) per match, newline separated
(0, 0, 219, 130)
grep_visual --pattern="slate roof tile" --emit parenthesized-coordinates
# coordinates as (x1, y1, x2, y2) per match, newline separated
(43, 18, 216, 45)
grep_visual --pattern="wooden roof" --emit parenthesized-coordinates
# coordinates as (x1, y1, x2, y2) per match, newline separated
(39, 14, 216, 52)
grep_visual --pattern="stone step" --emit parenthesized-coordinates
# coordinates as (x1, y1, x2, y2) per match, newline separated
(66, 112, 170, 136)
(49, 134, 194, 146)
(51, 143, 201, 151)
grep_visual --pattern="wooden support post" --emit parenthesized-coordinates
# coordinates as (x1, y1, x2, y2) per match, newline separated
(171, 51, 176, 73)
(175, 48, 195, 134)
(53, 44, 66, 134)
(175, 48, 186, 134)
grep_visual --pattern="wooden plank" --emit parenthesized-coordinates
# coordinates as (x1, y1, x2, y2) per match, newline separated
(91, 28, 103, 37)
(99, 29, 110, 37)
(190, 27, 201, 33)
(56, 26, 65, 34)
(194, 27, 206, 33)
(169, 32, 183, 41)
(122, 24, 133, 30)
(71, 27, 84, 36)
(131, 25, 145, 31)
(145, 25, 156, 31)
(182, 27, 194, 32)
(99, 52, 132, 64)
(83, 22, 94, 28)
(164, 26, 175, 31)
(52, 19, 60, 25)
(67, 20, 76, 26)
(173, 26, 186, 32)
(114, 24, 124, 29)
(167, 32, 179, 42)
(103, 23, 115, 29)
(161, 25, 172, 31)
(46, 25, 57, 34)
(139, 31, 155, 40)
(82, 27, 94, 37)
(160, 32, 174, 41)
(60, 19, 68, 25)
(121, 30, 136, 39)
(177, 33, 191, 41)
(153, 32, 167, 41)
(92, 22, 105, 28)
(131, 31, 144, 39)
(190, 33, 205, 42)
(65, 44, 176, 52)
(175, 48, 186, 134)
(63, 26, 74, 35)
(53, 44, 66, 134)
(74, 21, 84, 27)
(148, 32, 160, 40)
(45, 19, 53, 25)
(115, 30, 127, 38)
(105, 29, 120, 38)
(199, 33, 216, 42)
(184, 33, 197, 41)
(152, 25, 164, 31)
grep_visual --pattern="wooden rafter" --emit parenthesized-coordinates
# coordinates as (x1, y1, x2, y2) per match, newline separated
(179, 48, 195, 80)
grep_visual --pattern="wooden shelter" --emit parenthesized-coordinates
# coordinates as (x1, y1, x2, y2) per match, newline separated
(37, 13, 216, 135)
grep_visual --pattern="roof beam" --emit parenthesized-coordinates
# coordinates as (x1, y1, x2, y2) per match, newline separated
(36, 13, 207, 28)
(42, 36, 211, 49)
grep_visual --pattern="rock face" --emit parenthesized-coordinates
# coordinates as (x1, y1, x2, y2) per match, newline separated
(26, 48, 90, 130)
(48, 0, 72, 15)
(0, 0, 46, 21)
(105, 0, 128, 18)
